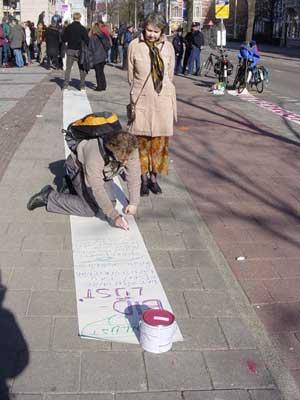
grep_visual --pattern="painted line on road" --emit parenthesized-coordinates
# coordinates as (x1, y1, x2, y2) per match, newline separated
(63, 89, 183, 344)
(228, 90, 300, 125)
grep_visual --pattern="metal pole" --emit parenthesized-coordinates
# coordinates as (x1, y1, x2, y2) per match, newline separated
(134, 0, 137, 29)
(233, 0, 237, 39)
(221, 18, 224, 49)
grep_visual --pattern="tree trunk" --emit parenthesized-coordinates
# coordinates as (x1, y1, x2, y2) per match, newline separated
(246, 0, 256, 42)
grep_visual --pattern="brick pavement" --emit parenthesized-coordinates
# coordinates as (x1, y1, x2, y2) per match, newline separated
(172, 72, 300, 394)
(0, 64, 297, 399)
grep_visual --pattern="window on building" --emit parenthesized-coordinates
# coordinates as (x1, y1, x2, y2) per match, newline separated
(172, 6, 179, 18)
(195, 6, 200, 18)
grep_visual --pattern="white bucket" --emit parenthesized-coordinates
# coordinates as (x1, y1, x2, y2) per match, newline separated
(139, 309, 177, 353)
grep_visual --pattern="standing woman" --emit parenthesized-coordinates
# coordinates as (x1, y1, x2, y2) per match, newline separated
(127, 12, 176, 196)
(45, 20, 60, 69)
(89, 23, 110, 91)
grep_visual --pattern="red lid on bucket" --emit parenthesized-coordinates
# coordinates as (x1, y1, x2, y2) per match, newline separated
(142, 309, 175, 326)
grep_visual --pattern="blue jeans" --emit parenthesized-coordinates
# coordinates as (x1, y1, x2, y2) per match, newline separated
(188, 47, 201, 75)
(174, 55, 183, 74)
(107, 47, 111, 63)
(13, 48, 24, 67)
(118, 45, 123, 64)
(3, 43, 10, 64)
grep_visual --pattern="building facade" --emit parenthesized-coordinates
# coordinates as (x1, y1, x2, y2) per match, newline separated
(254, 0, 300, 45)
(1, 0, 55, 23)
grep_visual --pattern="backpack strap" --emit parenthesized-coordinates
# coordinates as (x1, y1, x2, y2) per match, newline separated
(97, 137, 110, 165)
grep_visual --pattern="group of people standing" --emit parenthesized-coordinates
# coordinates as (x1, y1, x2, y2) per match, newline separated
(0, 13, 68, 69)
(27, 12, 177, 232)
(0, 17, 37, 68)
(172, 21, 205, 76)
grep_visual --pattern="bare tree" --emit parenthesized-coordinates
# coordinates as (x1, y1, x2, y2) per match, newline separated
(246, 0, 256, 41)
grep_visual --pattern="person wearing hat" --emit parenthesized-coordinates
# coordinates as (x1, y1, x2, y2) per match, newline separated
(188, 22, 204, 76)
(172, 27, 184, 75)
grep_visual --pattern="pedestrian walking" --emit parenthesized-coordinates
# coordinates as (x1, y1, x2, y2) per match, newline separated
(29, 22, 36, 60)
(111, 26, 119, 63)
(127, 12, 177, 196)
(60, 20, 69, 70)
(24, 21, 32, 65)
(172, 27, 184, 74)
(2, 17, 11, 67)
(36, 22, 46, 64)
(9, 19, 25, 68)
(122, 25, 134, 70)
(0, 23, 4, 67)
(45, 20, 60, 69)
(61, 12, 89, 91)
(117, 24, 126, 65)
(188, 22, 204, 76)
(182, 28, 192, 75)
(89, 22, 110, 91)
(98, 21, 112, 63)
(27, 130, 141, 231)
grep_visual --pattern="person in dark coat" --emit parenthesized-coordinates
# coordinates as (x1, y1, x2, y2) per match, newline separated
(188, 22, 204, 75)
(61, 12, 89, 91)
(172, 27, 184, 75)
(122, 25, 134, 70)
(182, 29, 193, 75)
(89, 23, 110, 91)
(45, 21, 60, 69)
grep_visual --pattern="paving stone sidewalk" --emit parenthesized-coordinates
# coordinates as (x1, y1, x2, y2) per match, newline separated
(0, 64, 296, 400)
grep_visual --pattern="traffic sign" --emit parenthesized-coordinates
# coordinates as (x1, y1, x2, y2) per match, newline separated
(215, 0, 230, 19)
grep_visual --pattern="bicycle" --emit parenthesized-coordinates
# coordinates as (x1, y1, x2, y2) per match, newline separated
(213, 48, 233, 86)
(233, 60, 267, 94)
(201, 48, 233, 87)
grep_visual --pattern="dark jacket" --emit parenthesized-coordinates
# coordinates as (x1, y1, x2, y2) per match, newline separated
(9, 24, 25, 49)
(45, 25, 60, 56)
(184, 32, 193, 49)
(172, 34, 184, 56)
(62, 21, 89, 50)
(80, 40, 90, 72)
(89, 33, 109, 66)
(192, 31, 204, 49)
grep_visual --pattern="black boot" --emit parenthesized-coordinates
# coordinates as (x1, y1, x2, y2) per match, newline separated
(148, 173, 162, 194)
(140, 175, 149, 197)
(27, 185, 53, 211)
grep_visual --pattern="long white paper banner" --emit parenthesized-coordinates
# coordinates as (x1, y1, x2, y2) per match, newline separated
(63, 90, 183, 344)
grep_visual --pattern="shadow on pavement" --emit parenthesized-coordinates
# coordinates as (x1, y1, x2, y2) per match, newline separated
(171, 93, 300, 250)
(124, 304, 150, 341)
(49, 159, 65, 192)
(0, 274, 29, 400)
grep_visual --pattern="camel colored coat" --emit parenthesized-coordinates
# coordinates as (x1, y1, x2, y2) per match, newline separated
(127, 35, 177, 137)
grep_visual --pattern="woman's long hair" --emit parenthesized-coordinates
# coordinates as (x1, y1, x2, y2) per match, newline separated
(90, 22, 101, 36)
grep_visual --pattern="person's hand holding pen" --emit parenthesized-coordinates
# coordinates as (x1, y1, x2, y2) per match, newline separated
(114, 215, 129, 231)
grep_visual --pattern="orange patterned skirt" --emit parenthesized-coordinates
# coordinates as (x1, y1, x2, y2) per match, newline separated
(137, 136, 169, 176)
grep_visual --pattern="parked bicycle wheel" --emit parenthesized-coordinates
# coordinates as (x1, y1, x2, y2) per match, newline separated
(203, 55, 213, 77)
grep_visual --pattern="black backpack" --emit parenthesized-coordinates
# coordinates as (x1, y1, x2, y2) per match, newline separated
(63, 111, 122, 164)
